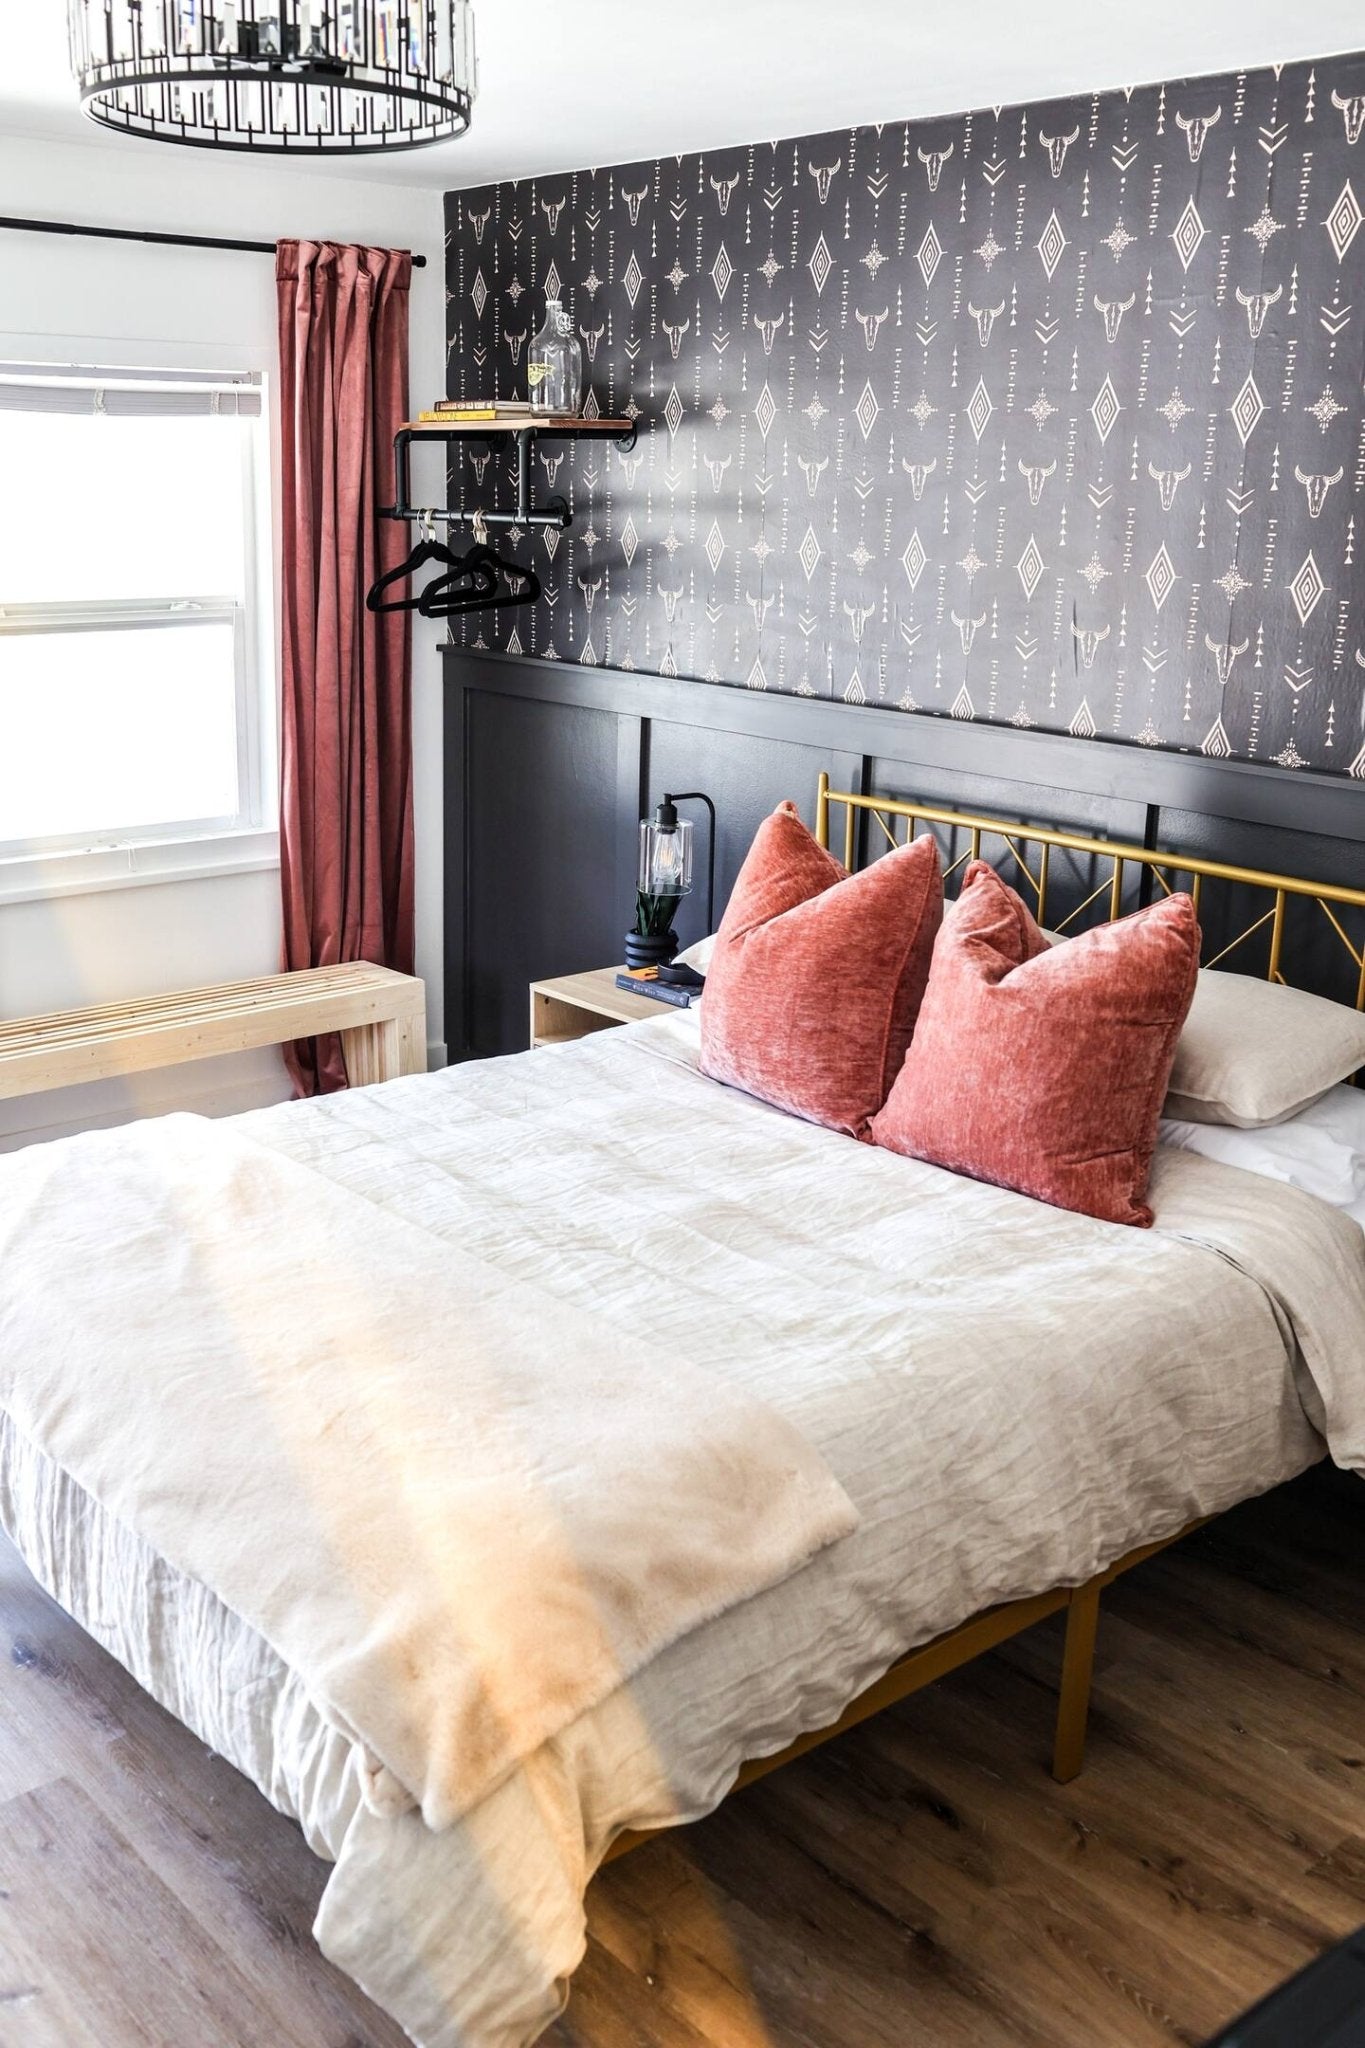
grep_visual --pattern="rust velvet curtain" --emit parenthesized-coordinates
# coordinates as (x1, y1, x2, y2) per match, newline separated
(276, 239, 415, 1095)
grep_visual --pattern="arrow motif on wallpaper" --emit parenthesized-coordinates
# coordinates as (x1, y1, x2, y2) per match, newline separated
(447, 49, 1365, 772)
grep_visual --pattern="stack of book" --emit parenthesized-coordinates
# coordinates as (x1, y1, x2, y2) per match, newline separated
(414, 398, 535, 424)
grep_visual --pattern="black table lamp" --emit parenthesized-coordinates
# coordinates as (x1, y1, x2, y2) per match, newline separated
(626, 790, 716, 979)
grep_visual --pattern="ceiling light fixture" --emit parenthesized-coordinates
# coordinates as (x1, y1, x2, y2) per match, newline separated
(68, 1, 477, 155)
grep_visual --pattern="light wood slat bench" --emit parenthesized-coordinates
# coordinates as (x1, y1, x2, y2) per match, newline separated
(0, 963, 428, 1101)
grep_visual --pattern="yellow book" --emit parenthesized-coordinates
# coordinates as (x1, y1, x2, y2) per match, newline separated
(417, 407, 496, 422)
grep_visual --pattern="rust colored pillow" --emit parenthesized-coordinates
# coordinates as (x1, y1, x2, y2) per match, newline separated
(700, 802, 943, 1137)
(870, 861, 1200, 1226)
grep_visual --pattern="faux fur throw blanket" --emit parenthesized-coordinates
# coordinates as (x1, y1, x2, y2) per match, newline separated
(0, 1114, 857, 1830)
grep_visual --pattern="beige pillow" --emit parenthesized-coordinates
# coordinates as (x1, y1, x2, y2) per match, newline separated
(1166, 971, 1365, 1127)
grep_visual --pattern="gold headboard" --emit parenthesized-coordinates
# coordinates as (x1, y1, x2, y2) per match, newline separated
(815, 772, 1365, 1009)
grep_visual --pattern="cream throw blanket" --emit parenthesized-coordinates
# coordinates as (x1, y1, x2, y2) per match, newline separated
(0, 1113, 857, 1830)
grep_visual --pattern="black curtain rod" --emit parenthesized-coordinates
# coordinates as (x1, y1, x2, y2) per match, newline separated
(0, 214, 427, 267)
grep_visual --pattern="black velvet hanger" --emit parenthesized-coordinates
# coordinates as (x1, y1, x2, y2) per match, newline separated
(418, 519, 541, 617)
(365, 514, 492, 614)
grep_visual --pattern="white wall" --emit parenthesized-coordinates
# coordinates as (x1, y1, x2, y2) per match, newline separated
(0, 129, 447, 1147)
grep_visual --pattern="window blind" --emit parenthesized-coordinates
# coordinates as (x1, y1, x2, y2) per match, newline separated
(0, 365, 262, 417)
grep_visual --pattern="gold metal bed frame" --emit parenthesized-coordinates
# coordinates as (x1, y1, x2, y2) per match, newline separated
(606, 771, 1365, 1864)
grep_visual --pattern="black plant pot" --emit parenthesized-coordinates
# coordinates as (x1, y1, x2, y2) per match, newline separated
(624, 929, 678, 970)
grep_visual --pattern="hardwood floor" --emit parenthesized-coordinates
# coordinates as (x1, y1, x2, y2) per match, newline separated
(2, 1464, 1363, 2047)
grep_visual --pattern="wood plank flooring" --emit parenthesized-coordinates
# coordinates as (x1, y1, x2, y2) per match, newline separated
(1, 1463, 1362, 2048)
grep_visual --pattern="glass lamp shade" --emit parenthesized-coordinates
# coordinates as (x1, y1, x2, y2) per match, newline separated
(638, 815, 693, 897)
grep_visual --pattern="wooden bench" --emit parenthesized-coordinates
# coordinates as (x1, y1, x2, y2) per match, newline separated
(0, 963, 428, 1101)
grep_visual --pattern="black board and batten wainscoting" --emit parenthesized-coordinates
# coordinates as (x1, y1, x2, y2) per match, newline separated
(441, 49, 1365, 1057)
(444, 650, 1365, 1059)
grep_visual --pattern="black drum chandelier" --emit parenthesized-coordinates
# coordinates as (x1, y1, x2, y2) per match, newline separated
(67, 1, 478, 154)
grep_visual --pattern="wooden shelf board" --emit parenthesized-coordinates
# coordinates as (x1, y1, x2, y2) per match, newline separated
(400, 416, 633, 435)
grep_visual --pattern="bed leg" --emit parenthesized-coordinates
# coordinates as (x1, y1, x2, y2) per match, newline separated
(1052, 1579, 1101, 1784)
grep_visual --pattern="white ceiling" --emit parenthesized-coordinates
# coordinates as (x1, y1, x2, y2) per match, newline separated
(4, 2, 1363, 192)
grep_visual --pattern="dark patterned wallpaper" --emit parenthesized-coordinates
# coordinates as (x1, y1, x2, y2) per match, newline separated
(444, 52, 1365, 776)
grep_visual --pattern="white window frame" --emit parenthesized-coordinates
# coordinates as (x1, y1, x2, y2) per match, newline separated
(0, 350, 278, 905)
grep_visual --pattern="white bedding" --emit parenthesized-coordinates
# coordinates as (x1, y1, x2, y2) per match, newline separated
(3, 1009, 1362, 2048)
(1162, 1081, 1365, 1230)
(0, 1110, 855, 1833)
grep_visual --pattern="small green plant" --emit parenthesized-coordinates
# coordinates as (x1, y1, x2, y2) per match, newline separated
(633, 888, 681, 938)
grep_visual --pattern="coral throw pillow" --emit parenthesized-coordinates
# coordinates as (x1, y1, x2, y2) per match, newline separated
(870, 861, 1200, 1226)
(700, 802, 943, 1138)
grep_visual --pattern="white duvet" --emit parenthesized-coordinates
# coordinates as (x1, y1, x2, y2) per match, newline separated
(3, 1010, 1364, 2048)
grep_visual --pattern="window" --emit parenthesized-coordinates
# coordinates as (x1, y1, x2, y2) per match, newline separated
(0, 361, 275, 898)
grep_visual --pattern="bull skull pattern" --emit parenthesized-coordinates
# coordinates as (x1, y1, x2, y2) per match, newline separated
(447, 52, 1365, 776)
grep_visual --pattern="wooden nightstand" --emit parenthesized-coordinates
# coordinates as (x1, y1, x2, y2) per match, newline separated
(528, 968, 665, 1048)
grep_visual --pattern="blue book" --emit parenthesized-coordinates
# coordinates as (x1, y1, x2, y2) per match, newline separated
(615, 973, 695, 1008)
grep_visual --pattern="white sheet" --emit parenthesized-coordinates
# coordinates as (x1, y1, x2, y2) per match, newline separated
(1162, 1081, 1365, 1230)
(2, 1011, 1358, 2048)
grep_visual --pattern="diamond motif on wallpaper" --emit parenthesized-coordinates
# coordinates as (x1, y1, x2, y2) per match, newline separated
(1171, 197, 1207, 271)
(470, 269, 487, 316)
(544, 259, 561, 302)
(799, 526, 824, 581)
(1306, 384, 1348, 432)
(753, 383, 778, 439)
(1228, 373, 1265, 445)
(1036, 209, 1068, 279)
(704, 521, 725, 573)
(965, 378, 994, 441)
(1213, 563, 1252, 601)
(902, 530, 927, 589)
(1244, 206, 1284, 251)
(1145, 543, 1179, 610)
(1090, 375, 1122, 443)
(710, 243, 735, 300)
(809, 234, 833, 294)
(916, 224, 944, 288)
(622, 252, 644, 306)
(663, 385, 684, 437)
(854, 380, 881, 439)
(1325, 181, 1363, 260)
(1289, 551, 1326, 622)
(620, 516, 639, 567)
(1016, 535, 1045, 599)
